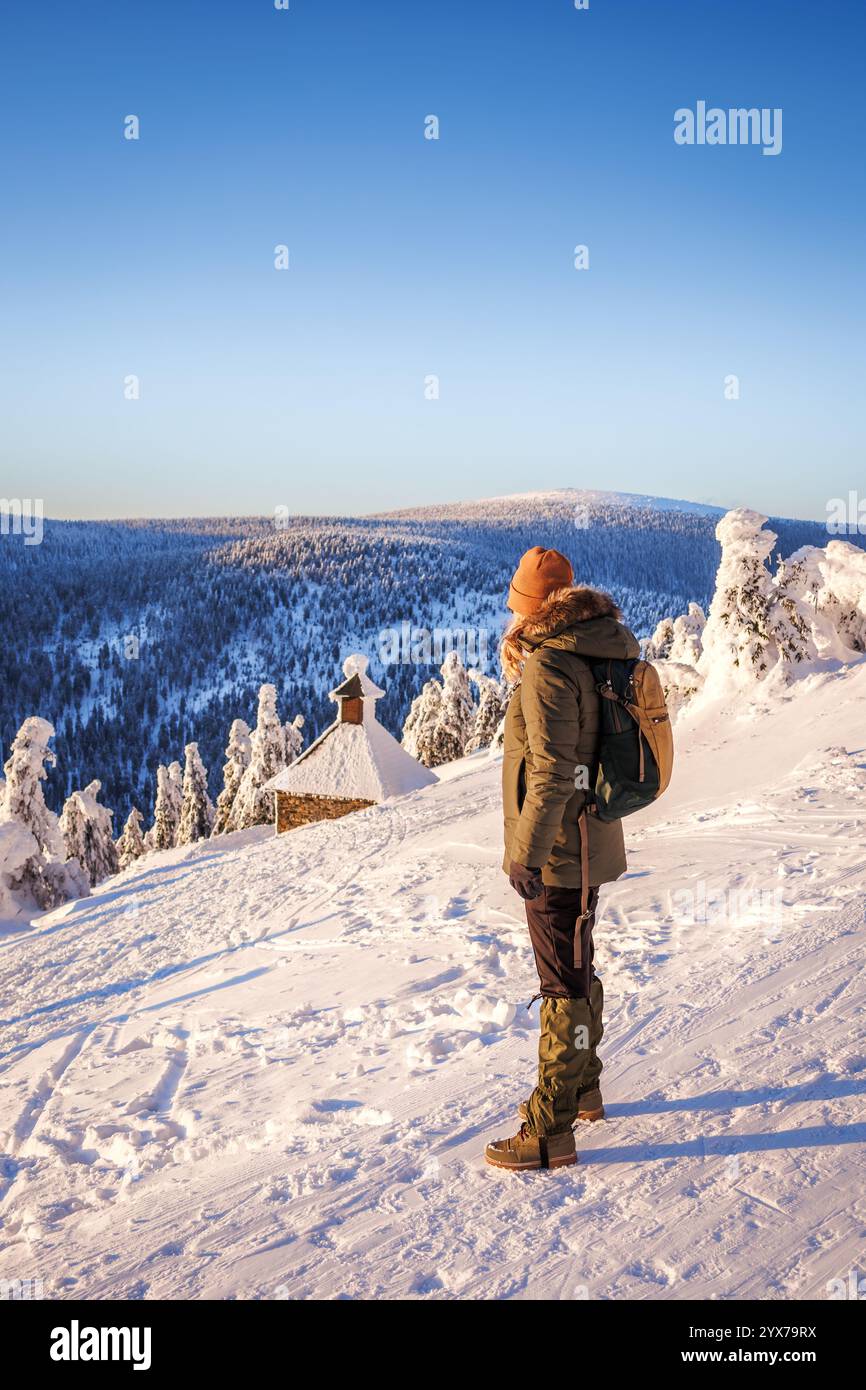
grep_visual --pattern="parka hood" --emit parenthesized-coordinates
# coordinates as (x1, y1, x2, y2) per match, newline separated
(512, 586, 640, 662)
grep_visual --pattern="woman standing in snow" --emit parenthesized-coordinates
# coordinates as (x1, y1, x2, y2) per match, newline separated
(485, 547, 640, 1171)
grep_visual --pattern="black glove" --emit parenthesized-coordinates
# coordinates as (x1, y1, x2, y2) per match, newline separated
(509, 861, 544, 901)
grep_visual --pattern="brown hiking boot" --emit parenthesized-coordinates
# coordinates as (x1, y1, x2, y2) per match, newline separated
(484, 1123, 576, 1171)
(518, 1089, 605, 1125)
(576, 1087, 605, 1122)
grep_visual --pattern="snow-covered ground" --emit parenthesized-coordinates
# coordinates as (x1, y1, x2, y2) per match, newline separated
(1, 661, 865, 1301)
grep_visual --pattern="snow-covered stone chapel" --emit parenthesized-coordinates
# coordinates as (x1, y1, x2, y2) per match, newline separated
(266, 654, 438, 833)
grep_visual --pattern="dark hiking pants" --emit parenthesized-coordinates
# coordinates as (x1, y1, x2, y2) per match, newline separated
(524, 885, 604, 1136)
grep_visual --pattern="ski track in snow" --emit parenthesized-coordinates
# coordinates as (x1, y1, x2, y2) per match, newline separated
(1, 668, 866, 1299)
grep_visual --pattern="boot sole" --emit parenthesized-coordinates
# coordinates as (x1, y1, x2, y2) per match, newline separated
(484, 1150, 577, 1171)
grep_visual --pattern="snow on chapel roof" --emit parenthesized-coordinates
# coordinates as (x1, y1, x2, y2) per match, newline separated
(266, 654, 437, 802)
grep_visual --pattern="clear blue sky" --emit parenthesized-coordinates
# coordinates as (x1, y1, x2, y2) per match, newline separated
(1, 0, 862, 521)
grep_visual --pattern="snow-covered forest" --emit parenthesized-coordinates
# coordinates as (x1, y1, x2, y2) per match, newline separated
(2, 494, 865, 928)
(0, 490, 848, 833)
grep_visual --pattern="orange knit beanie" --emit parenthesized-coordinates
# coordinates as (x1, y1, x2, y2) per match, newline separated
(507, 546, 574, 615)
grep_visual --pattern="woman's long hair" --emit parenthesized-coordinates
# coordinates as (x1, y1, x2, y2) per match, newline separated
(500, 615, 527, 683)
(500, 585, 577, 682)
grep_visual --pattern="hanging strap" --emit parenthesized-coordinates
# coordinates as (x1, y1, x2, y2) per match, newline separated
(578, 810, 591, 919)
(573, 810, 592, 969)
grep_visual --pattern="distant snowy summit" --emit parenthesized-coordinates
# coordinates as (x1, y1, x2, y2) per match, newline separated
(374, 488, 727, 523)
(474, 488, 726, 517)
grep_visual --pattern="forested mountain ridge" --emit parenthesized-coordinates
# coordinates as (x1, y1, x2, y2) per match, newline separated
(0, 491, 851, 826)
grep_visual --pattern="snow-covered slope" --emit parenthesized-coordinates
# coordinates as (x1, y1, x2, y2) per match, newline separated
(1, 662, 865, 1301)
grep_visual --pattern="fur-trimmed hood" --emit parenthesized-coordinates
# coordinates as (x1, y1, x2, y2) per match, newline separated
(503, 585, 640, 674)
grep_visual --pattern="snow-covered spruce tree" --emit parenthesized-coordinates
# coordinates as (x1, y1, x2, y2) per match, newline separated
(433, 651, 477, 764)
(698, 510, 816, 692)
(60, 780, 119, 886)
(654, 661, 705, 718)
(149, 760, 183, 850)
(401, 678, 443, 767)
(177, 742, 215, 845)
(646, 603, 706, 665)
(0, 820, 42, 919)
(0, 717, 89, 908)
(672, 603, 706, 665)
(211, 718, 251, 837)
(645, 617, 675, 661)
(59, 787, 91, 874)
(116, 807, 146, 869)
(2, 718, 62, 859)
(465, 671, 508, 754)
(232, 684, 287, 829)
(284, 713, 305, 763)
(771, 557, 817, 662)
(784, 540, 866, 657)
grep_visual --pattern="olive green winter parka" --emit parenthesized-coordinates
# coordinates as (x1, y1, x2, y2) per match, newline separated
(502, 586, 641, 889)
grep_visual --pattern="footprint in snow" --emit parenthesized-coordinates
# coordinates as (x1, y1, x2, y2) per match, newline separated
(624, 1258, 676, 1286)
(147, 1241, 184, 1261)
(410, 1272, 444, 1295)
